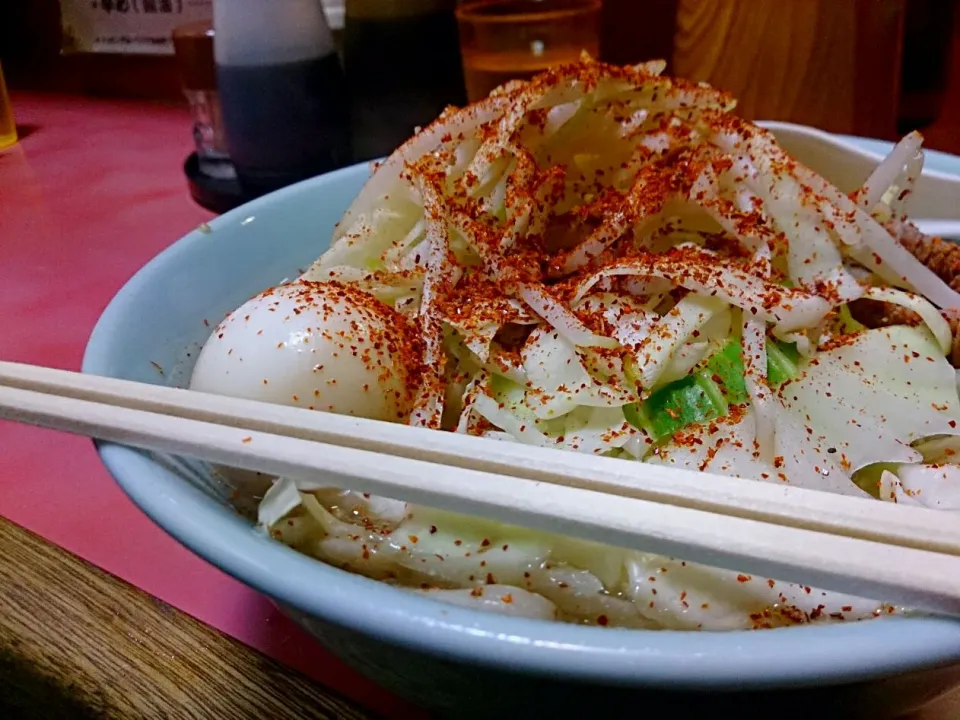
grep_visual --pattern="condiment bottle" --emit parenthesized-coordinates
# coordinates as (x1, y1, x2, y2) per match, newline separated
(213, 0, 351, 197)
(344, 0, 466, 161)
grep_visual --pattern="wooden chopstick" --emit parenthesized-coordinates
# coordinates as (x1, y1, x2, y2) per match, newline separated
(3, 360, 960, 616)
(3, 360, 959, 557)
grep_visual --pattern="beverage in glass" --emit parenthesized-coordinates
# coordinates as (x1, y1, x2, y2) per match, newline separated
(0, 63, 17, 150)
(456, 0, 602, 101)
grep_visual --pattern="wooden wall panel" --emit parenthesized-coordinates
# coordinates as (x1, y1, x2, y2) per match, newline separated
(671, 0, 904, 138)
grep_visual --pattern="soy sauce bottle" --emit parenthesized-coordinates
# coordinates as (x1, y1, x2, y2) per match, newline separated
(344, 0, 466, 161)
(213, 0, 351, 197)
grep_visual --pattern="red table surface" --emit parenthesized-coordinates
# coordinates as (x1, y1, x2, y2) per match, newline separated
(0, 93, 425, 720)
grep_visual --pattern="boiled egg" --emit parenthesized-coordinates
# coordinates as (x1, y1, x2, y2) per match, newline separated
(190, 279, 421, 496)
(190, 280, 420, 501)
(191, 279, 420, 422)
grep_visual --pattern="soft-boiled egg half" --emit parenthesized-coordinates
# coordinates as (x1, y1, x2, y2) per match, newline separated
(190, 280, 421, 491)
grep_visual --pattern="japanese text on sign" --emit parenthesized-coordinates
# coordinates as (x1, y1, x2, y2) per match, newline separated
(60, 0, 212, 55)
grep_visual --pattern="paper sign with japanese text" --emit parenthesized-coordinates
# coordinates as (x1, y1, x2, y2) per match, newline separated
(60, 0, 213, 55)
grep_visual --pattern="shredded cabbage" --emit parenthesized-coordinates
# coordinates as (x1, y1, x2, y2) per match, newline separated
(242, 56, 960, 630)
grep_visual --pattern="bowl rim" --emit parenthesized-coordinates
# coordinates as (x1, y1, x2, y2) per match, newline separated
(84, 151, 960, 688)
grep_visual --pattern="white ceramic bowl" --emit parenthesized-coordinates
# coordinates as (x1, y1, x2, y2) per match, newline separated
(83, 137, 960, 719)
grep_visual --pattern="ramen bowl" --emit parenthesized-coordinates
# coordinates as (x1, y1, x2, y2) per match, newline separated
(83, 135, 960, 719)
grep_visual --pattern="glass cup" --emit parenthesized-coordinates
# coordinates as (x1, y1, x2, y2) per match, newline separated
(172, 21, 235, 180)
(455, 0, 602, 102)
(0, 62, 17, 151)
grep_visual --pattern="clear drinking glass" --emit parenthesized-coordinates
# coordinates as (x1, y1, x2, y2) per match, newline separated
(456, 0, 602, 102)
(0, 62, 17, 151)
(172, 22, 235, 179)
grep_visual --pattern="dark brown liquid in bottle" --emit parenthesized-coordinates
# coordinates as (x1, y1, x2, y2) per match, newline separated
(217, 53, 352, 197)
(345, 1, 466, 161)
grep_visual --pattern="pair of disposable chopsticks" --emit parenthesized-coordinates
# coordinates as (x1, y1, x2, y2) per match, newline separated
(3, 358, 960, 617)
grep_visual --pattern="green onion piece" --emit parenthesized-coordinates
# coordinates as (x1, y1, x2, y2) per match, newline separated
(706, 338, 799, 403)
(851, 462, 900, 499)
(705, 339, 748, 404)
(695, 372, 729, 417)
(488, 373, 514, 396)
(623, 352, 641, 386)
(623, 337, 801, 442)
(766, 340, 800, 386)
(624, 373, 727, 442)
(623, 340, 800, 442)
(621, 401, 646, 433)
